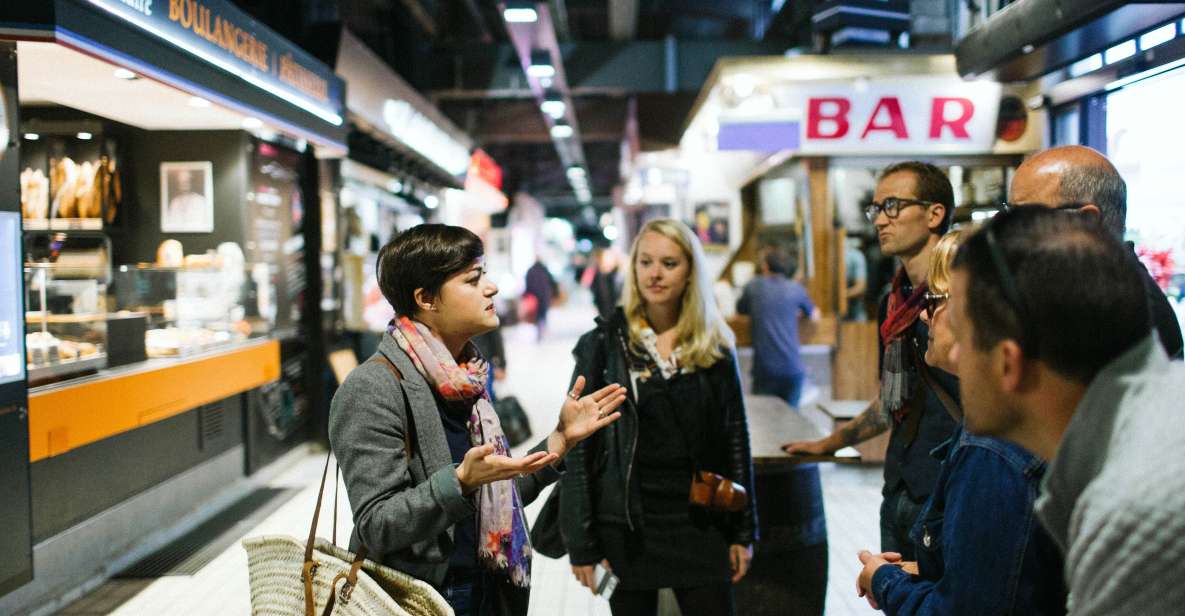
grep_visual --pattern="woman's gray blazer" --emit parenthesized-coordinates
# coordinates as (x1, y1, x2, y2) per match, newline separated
(328, 334, 561, 587)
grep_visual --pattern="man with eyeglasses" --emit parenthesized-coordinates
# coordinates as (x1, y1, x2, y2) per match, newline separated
(784, 162, 959, 561)
(1007, 145, 1183, 360)
(946, 207, 1185, 615)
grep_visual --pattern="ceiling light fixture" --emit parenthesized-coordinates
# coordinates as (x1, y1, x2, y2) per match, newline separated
(76, 132, 93, 140)
(24, 133, 39, 141)
(567, 165, 587, 179)
(188, 96, 211, 108)
(242, 117, 264, 130)
(113, 68, 137, 80)
(550, 122, 573, 139)
(424, 194, 439, 209)
(503, 1, 539, 23)
(541, 93, 566, 119)
(528, 50, 555, 78)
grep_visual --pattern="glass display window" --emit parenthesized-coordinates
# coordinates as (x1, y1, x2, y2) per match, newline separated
(1107, 67, 1185, 328)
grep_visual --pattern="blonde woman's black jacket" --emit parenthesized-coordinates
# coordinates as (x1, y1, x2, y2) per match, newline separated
(558, 309, 758, 566)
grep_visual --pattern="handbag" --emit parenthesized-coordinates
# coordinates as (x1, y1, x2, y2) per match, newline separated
(678, 371, 748, 513)
(243, 355, 453, 616)
(493, 396, 532, 448)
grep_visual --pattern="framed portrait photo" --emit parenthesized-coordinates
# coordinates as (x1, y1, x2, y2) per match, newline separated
(160, 161, 214, 233)
(693, 201, 730, 250)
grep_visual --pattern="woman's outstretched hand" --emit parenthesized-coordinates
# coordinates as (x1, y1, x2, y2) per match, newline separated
(455, 443, 559, 495)
(549, 376, 627, 457)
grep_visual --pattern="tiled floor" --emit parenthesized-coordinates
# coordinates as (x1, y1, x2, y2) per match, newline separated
(57, 299, 884, 615)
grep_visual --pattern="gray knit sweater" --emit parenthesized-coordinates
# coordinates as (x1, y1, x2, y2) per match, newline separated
(1035, 334, 1185, 616)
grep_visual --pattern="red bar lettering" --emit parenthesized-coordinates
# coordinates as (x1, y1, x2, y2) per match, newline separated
(807, 98, 851, 139)
(860, 97, 909, 139)
(930, 98, 975, 139)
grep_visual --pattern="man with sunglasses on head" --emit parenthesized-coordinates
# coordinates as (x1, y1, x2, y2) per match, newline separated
(1007, 145, 1182, 359)
(784, 162, 959, 561)
(946, 207, 1185, 615)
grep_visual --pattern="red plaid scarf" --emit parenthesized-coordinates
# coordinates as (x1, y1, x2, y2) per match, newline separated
(879, 269, 928, 421)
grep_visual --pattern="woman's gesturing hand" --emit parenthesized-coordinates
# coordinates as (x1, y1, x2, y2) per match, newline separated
(455, 443, 559, 495)
(550, 376, 627, 457)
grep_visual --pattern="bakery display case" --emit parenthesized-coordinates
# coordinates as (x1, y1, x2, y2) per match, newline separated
(113, 257, 259, 359)
(23, 232, 111, 383)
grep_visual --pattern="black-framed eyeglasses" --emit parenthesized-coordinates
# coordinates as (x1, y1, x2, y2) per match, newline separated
(923, 291, 949, 319)
(999, 201, 1088, 213)
(984, 226, 1037, 350)
(865, 197, 934, 223)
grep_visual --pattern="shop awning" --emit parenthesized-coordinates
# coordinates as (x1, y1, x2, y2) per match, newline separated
(335, 29, 473, 190)
(0, 0, 348, 154)
(955, 0, 1185, 81)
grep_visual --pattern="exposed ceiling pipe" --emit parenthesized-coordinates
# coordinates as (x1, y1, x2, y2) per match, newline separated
(549, 0, 572, 41)
(608, 0, 639, 40)
(499, 1, 591, 202)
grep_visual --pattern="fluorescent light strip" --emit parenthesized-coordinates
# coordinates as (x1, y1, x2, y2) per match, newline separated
(1139, 23, 1177, 51)
(503, 8, 539, 23)
(1106, 56, 1185, 91)
(1104, 39, 1137, 65)
(1068, 54, 1103, 78)
(56, 29, 348, 154)
(83, 0, 343, 126)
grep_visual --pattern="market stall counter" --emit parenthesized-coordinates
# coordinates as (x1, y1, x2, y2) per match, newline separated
(738, 394, 859, 616)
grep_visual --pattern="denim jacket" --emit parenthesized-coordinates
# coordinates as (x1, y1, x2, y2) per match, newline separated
(871, 425, 1066, 615)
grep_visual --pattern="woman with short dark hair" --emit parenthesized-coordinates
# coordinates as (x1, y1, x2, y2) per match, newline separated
(330, 224, 626, 616)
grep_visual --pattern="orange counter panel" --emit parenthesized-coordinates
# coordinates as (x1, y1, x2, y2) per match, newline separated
(28, 340, 281, 462)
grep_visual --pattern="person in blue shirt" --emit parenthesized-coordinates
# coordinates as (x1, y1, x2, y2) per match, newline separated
(855, 229, 1066, 615)
(736, 248, 820, 408)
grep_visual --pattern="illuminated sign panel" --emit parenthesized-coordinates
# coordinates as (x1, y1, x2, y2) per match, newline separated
(82, 0, 345, 125)
(719, 77, 1003, 155)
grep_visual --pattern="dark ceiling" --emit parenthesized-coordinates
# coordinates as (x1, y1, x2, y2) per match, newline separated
(234, 0, 813, 207)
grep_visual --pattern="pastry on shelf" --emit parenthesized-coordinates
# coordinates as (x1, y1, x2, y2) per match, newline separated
(156, 239, 184, 268)
(26, 331, 60, 365)
(95, 154, 122, 224)
(21, 168, 50, 220)
(75, 161, 101, 219)
(51, 158, 80, 219)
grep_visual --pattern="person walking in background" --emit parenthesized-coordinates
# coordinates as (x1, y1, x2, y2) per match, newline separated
(1006, 144, 1183, 359)
(590, 247, 623, 320)
(329, 224, 626, 616)
(946, 208, 1185, 615)
(855, 229, 1066, 615)
(736, 247, 820, 408)
(561, 219, 757, 616)
(845, 236, 869, 321)
(524, 258, 557, 341)
(783, 162, 959, 562)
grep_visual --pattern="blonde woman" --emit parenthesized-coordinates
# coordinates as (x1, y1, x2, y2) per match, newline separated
(560, 219, 757, 616)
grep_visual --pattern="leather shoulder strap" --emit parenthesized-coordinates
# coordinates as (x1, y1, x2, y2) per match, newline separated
(368, 355, 415, 460)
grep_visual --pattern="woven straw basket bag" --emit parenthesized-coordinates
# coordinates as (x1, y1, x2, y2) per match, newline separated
(242, 453, 453, 616)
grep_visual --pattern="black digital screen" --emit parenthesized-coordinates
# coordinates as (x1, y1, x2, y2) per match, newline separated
(0, 212, 23, 385)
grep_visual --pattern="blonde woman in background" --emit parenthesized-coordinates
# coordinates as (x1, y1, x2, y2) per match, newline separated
(559, 219, 757, 616)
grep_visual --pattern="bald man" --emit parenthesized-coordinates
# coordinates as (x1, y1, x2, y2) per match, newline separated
(1009, 145, 1183, 360)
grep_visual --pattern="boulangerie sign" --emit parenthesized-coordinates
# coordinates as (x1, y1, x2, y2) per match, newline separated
(718, 77, 1003, 155)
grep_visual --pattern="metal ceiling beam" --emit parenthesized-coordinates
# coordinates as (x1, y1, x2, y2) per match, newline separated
(460, 0, 493, 43)
(609, 0, 639, 40)
(395, 0, 438, 39)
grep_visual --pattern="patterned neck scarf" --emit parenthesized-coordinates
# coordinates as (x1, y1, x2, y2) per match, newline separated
(879, 269, 928, 422)
(387, 317, 532, 587)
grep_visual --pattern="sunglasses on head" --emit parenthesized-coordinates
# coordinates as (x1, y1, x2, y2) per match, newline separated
(923, 291, 949, 319)
(999, 201, 1087, 213)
